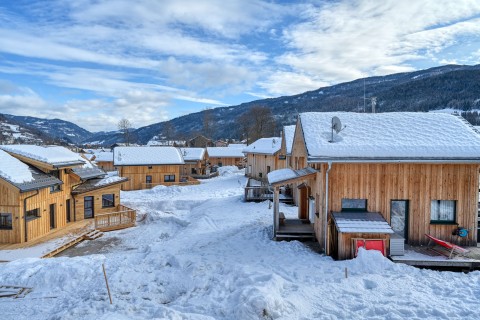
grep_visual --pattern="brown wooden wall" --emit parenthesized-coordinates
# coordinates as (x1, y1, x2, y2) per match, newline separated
(15, 169, 78, 244)
(0, 178, 21, 243)
(316, 163, 479, 247)
(73, 185, 122, 221)
(245, 153, 285, 179)
(182, 161, 205, 175)
(118, 165, 182, 190)
(96, 161, 115, 172)
(208, 156, 244, 167)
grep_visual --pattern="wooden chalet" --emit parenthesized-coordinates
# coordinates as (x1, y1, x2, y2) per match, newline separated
(188, 135, 213, 148)
(243, 137, 284, 180)
(268, 112, 480, 260)
(92, 151, 115, 172)
(114, 146, 185, 190)
(279, 125, 296, 169)
(179, 148, 211, 177)
(0, 145, 129, 244)
(206, 146, 245, 168)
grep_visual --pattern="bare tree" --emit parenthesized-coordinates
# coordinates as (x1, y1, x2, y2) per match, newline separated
(237, 105, 275, 143)
(237, 112, 252, 144)
(203, 108, 214, 139)
(161, 122, 176, 144)
(118, 118, 133, 146)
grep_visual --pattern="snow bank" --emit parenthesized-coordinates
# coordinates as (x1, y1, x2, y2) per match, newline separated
(2, 169, 480, 319)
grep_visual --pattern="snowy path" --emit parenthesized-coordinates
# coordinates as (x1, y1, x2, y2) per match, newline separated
(1, 167, 480, 319)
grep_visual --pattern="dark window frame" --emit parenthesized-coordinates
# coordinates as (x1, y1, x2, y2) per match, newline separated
(0, 213, 13, 230)
(430, 200, 457, 225)
(26, 208, 40, 221)
(164, 175, 175, 182)
(146, 175, 152, 184)
(50, 184, 61, 193)
(341, 198, 368, 212)
(102, 194, 115, 208)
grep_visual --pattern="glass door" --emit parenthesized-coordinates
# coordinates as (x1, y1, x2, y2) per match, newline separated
(84, 196, 94, 219)
(390, 200, 409, 241)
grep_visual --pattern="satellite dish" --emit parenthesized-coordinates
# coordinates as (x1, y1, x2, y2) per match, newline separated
(332, 116, 342, 134)
(329, 116, 346, 143)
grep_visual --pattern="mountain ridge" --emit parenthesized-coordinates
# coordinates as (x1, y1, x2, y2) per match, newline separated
(2, 63, 480, 146)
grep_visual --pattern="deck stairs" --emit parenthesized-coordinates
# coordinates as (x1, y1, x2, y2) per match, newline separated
(275, 219, 315, 241)
(41, 229, 104, 258)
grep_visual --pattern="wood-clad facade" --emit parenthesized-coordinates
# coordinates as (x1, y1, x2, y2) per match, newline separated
(314, 163, 480, 250)
(118, 165, 183, 190)
(73, 185, 122, 221)
(0, 148, 127, 244)
(1, 168, 77, 244)
(269, 113, 480, 260)
(245, 153, 284, 180)
(96, 160, 115, 172)
(208, 156, 244, 168)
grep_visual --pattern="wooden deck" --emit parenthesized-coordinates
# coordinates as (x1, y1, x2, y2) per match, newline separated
(94, 205, 136, 232)
(0, 220, 94, 251)
(275, 219, 315, 240)
(390, 244, 480, 270)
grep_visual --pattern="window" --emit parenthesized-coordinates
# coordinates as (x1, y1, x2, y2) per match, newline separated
(146, 175, 152, 184)
(0, 213, 12, 230)
(259, 172, 263, 178)
(431, 200, 456, 224)
(148, 166, 153, 169)
(102, 194, 115, 208)
(50, 184, 61, 193)
(341, 199, 367, 211)
(26, 208, 40, 221)
(164, 175, 175, 182)
(267, 166, 271, 173)
(218, 162, 223, 167)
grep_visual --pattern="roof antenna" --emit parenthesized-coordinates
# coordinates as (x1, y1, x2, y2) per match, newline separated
(329, 116, 346, 143)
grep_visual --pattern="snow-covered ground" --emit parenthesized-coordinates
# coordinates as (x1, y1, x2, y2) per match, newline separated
(1, 167, 480, 319)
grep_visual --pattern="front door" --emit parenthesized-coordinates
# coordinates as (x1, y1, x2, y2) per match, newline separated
(84, 196, 94, 219)
(390, 200, 409, 241)
(49, 204, 56, 229)
(66, 199, 71, 223)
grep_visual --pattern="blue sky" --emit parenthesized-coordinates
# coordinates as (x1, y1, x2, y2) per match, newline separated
(1, 0, 480, 132)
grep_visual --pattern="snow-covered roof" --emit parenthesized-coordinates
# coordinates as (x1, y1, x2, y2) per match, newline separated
(179, 148, 206, 161)
(0, 149, 63, 191)
(113, 147, 184, 165)
(0, 149, 34, 183)
(283, 125, 296, 155)
(147, 140, 185, 147)
(94, 151, 113, 162)
(267, 167, 317, 185)
(299, 112, 480, 160)
(207, 147, 245, 158)
(243, 137, 282, 155)
(332, 212, 394, 234)
(71, 167, 106, 180)
(0, 145, 87, 167)
(228, 143, 247, 149)
(71, 176, 127, 194)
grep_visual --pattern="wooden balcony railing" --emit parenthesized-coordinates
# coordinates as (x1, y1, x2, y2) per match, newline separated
(94, 204, 136, 232)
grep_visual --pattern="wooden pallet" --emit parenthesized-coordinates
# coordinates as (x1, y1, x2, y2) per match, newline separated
(41, 229, 104, 258)
(0, 285, 33, 299)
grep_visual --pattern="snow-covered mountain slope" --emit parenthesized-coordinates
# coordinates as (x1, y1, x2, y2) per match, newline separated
(0, 116, 44, 144)
(1, 167, 479, 319)
(2, 114, 93, 144)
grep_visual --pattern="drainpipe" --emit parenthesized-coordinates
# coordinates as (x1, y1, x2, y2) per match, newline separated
(23, 190, 39, 243)
(324, 162, 332, 254)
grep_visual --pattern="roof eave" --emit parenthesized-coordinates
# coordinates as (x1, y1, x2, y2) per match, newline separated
(307, 157, 480, 164)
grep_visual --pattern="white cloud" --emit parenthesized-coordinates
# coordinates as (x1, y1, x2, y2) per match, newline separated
(265, 0, 480, 95)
